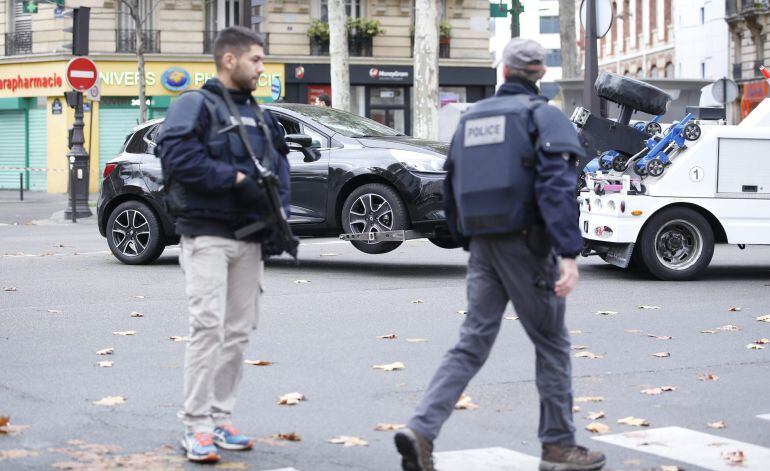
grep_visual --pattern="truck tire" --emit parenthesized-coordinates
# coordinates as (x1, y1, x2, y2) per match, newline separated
(342, 183, 407, 254)
(106, 200, 166, 265)
(595, 72, 671, 116)
(638, 207, 714, 280)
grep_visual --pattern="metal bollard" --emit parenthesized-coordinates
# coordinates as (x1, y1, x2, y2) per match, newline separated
(19, 172, 23, 201)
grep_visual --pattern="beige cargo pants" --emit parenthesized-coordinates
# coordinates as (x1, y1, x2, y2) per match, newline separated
(178, 235, 262, 433)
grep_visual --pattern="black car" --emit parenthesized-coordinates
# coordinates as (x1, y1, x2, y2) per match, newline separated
(97, 103, 458, 264)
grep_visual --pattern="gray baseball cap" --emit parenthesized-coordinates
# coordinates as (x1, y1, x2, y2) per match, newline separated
(496, 38, 546, 71)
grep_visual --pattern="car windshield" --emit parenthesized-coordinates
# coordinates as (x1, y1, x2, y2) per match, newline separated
(273, 104, 405, 138)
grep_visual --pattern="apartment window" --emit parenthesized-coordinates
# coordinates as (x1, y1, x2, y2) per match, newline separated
(6, 1, 32, 56)
(700, 62, 706, 79)
(117, 0, 159, 53)
(545, 49, 562, 67)
(539, 16, 559, 34)
(315, 0, 364, 22)
(650, 65, 659, 78)
(699, 7, 705, 24)
(665, 62, 674, 78)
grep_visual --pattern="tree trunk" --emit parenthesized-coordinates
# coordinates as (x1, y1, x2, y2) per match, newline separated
(413, 0, 439, 140)
(328, 0, 350, 112)
(559, 0, 580, 79)
(133, 10, 147, 123)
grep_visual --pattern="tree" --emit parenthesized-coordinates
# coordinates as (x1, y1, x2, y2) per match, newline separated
(413, 0, 439, 140)
(328, 0, 350, 112)
(116, 0, 160, 123)
(558, 0, 580, 79)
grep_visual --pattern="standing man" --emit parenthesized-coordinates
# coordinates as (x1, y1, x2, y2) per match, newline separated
(157, 27, 291, 463)
(394, 38, 606, 471)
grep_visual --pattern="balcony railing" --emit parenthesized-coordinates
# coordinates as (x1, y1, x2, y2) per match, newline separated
(733, 59, 767, 81)
(204, 31, 269, 55)
(727, 0, 769, 18)
(116, 30, 161, 53)
(4, 31, 32, 56)
(410, 37, 451, 59)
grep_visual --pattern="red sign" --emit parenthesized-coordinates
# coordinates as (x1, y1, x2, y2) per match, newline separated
(66, 57, 98, 92)
(307, 85, 332, 105)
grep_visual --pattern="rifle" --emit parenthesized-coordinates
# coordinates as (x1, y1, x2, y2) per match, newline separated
(220, 88, 299, 261)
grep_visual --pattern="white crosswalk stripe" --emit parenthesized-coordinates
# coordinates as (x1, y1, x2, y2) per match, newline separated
(434, 447, 540, 471)
(593, 426, 770, 470)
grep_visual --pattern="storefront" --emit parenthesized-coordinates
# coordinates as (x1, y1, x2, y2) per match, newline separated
(284, 63, 496, 135)
(0, 59, 285, 192)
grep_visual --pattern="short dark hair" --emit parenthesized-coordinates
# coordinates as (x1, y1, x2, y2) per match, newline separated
(213, 27, 265, 69)
(317, 93, 332, 106)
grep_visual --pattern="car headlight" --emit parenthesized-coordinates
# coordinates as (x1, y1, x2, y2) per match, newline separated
(391, 149, 446, 174)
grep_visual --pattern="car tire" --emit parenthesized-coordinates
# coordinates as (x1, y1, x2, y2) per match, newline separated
(638, 207, 714, 281)
(428, 237, 462, 249)
(342, 183, 407, 255)
(106, 200, 166, 265)
(594, 72, 671, 116)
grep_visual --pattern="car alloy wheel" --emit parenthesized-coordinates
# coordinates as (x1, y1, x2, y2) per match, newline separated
(106, 200, 166, 265)
(112, 209, 151, 257)
(348, 193, 394, 243)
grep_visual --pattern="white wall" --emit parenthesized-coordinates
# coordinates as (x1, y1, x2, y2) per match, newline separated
(674, 0, 729, 80)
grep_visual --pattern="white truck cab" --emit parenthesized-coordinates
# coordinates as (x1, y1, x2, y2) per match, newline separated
(580, 98, 770, 280)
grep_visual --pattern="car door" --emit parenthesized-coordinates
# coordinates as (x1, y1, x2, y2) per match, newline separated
(270, 112, 331, 224)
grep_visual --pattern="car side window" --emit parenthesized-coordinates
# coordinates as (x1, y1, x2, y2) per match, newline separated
(275, 115, 301, 135)
(301, 124, 329, 149)
(125, 126, 151, 154)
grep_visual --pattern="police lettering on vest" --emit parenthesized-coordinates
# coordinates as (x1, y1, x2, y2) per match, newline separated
(450, 94, 543, 236)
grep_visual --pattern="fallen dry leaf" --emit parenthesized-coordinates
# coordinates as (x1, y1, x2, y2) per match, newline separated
(571, 345, 590, 350)
(0, 449, 39, 460)
(637, 305, 661, 310)
(293, 279, 310, 284)
(586, 411, 605, 420)
(169, 336, 190, 342)
(618, 416, 650, 427)
(133, 295, 146, 299)
(374, 423, 405, 432)
(411, 299, 424, 304)
(327, 436, 368, 447)
(46, 309, 63, 314)
(244, 360, 273, 366)
(754, 338, 770, 345)
(652, 352, 671, 358)
(377, 334, 397, 340)
(112, 330, 137, 336)
(0, 416, 8, 428)
(372, 362, 405, 371)
(455, 394, 479, 410)
(572, 406, 581, 412)
(272, 432, 301, 442)
(585, 422, 610, 434)
(746, 343, 765, 350)
(96, 361, 113, 368)
(661, 466, 683, 471)
(728, 307, 742, 312)
(575, 396, 604, 403)
(700, 373, 719, 381)
(757, 315, 770, 323)
(707, 421, 726, 429)
(661, 385, 677, 391)
(504, 316, 519, 321)
(647, 334, 673, 340)
(701, 329, 717, 334)
(595, 310, 618, 316)
(215, 463, 248, 470)
(92, 396, 126, 406)
(2, 287, 17, 292)
(625, 329, 644, 334)
(721, 450, 745, 463)
(457, 310, 468, 315)
(641, 388, 663, 395)
(406, 338, 428, 343)
(570, 330, 584, 335)
(278, 392, 306, 405)
(320, 253, 338, 257)
(717, 324, 740, 332)
(95, 348, 114, 356)
(129, 311, 144, 317)
(574, 351, 604, 359)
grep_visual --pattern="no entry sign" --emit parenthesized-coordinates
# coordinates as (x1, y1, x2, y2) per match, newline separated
(66, 57, 98, 92)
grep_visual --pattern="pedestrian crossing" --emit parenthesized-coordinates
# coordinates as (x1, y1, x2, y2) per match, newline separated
(262, 414, 770, 471)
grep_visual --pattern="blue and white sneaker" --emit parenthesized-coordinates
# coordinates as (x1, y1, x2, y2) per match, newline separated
(213, 424, 253, 451)
(181, 432, 219, 462)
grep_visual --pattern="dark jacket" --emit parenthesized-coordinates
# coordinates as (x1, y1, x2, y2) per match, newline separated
(443, 78, 584, 258)
(157, 78, 290, 240)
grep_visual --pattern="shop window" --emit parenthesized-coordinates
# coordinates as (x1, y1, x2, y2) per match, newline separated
(540, 16, 559, 34)
(350, 86, 366, 117)
(439, 87, 467, 108)
(370, 87, 405, 106)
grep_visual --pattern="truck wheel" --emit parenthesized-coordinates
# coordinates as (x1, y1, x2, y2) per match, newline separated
(638, 207, 714, 280)
(594, 72, 671, 116)
(646, 158, 665, 177)
(644, 121, 662, 136)
(612, 155, 629, 172)
(342, 183, 407, 254)
(684, 123, 701, 141)
(106, 200, 166, 265)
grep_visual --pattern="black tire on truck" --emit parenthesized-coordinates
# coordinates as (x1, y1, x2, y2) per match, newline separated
(638, 206, 714, 281)
(341, 183, 408, 255)
(106, 200, 166, 265)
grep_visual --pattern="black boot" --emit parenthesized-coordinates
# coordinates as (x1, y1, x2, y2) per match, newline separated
(394, 428, 435, 471)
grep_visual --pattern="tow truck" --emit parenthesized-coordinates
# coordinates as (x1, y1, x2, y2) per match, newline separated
(575, 71, 770, 280)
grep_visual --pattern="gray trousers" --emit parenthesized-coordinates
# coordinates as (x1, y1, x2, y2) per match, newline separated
(179, 236, 262, 433)
(407, 234, 576, 445)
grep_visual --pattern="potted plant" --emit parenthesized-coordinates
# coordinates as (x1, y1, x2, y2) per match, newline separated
(439, 20, 452, 58)
(307, 19, 330, 55)
(348, 18, 384, 56)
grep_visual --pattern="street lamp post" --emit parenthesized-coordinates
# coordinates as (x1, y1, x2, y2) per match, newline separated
(583, 0, 602, 115)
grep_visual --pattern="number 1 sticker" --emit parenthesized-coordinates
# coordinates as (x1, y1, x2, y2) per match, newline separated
(690, 166, 704, 182)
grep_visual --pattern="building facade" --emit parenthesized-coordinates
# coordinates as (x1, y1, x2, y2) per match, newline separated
(726, 0, 770, 119)
(0, 0, 495, 192)
(674, 0, 730, 81)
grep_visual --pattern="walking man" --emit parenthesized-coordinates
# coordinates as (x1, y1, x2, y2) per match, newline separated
(157, 27, 291, 463)
(394, 38, 606, 471)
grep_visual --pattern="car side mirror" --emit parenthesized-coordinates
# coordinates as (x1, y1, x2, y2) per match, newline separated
(285, 133, 313, 148)
(143, 136, 158, 156)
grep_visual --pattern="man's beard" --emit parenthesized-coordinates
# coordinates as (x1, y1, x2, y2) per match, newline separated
(232, 67, 257, 92)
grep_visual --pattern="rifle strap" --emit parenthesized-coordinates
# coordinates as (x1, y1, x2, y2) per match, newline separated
(219, 87, 273, 176)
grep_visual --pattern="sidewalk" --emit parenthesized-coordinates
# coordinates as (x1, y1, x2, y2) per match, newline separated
(0, 190, 99, 225)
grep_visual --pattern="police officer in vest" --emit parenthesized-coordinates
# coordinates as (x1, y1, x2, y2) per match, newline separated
(157, 27, 290, 463)
(395, 38, 606, 471)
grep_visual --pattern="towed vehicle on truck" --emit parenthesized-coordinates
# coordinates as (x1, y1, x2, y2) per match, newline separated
(575, 71, 770, 280)
(97, 103, 458, 265)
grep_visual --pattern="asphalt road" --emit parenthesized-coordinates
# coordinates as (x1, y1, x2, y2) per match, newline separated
(2, 192, 770, 470)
